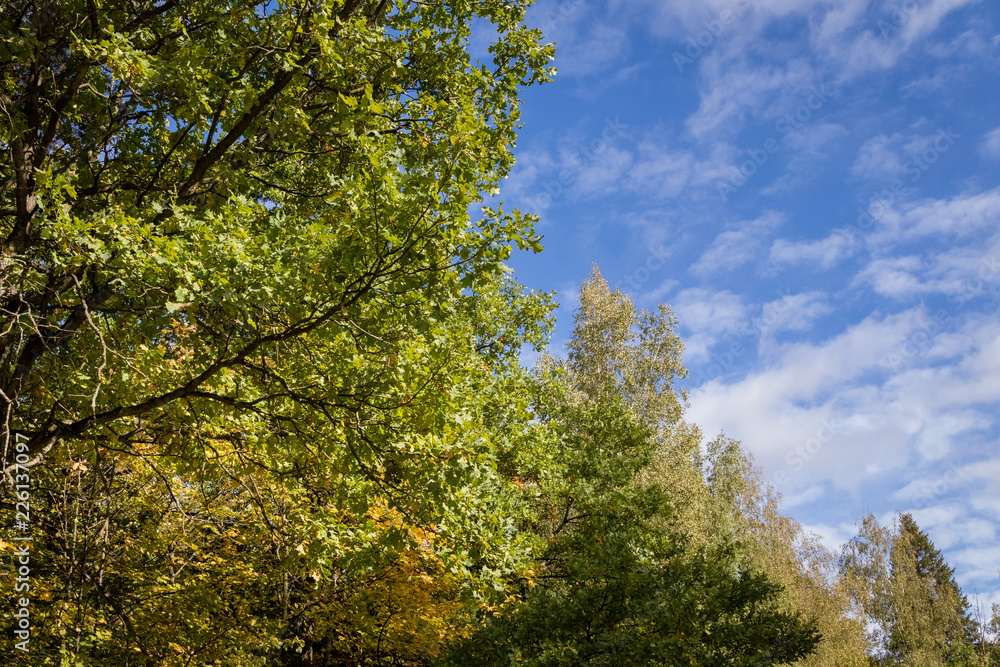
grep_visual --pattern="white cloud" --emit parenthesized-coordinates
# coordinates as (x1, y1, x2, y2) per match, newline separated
(609, 0, 820, 40)
(625, 145, 697, 198)
(625, 138, 737, 199)
(853, 243, 1000, 300)
(869, 186, 1000, 244)
(966, 456, 1000, 523)
(499, 119, 637, 211)
(951, 544, 1000, 583)
(891, 461, 967, 504)
(555, 23, 632, 77)
(674, 289, 749, 333)
(913, 411, 991, 459)
(799, 521, 860, 555)
(896, 0, 982, 49)
(851, 134, 908, 180)
(782, 484, 826, 508)
(901, 70, 953, 96)
(501, 147, 559, 213)
(686, 55, 820, 139)
(688, 311, 921, 485)
(688, 311, 1000, 604)
(759, 122, 850, 193)
(690, 211, 785, 277)
(757, 291, 833, 337)
(853, 255, 930, 298)
(769, 232, 855, 269)
(687, 309, 1000, 494)
(812, 0, 870, 46)
(635, 278, 680, 306)
(849, 125, 959, 184)
(673, 287, 749, 361)
(784, 121, 849, 154)
(980, 126, 1000, 160)
(571, 145, 634, 197)
(625, 0, 980, 89)
(528, 0, 630, 78)
(620, 208, 684, 253)
(836, 0, 981, 77)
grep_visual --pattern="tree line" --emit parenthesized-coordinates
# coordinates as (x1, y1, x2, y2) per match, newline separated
(1, 0, 998, 664)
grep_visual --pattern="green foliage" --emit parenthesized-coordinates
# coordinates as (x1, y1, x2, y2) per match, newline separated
(2, 0, 554, 663)
(841, 513, 981, 667)
(448, 510, 821, 667)
(445, 269, 822, 667)
(566, 267, 686, 430)
(694, 437, 870, 667)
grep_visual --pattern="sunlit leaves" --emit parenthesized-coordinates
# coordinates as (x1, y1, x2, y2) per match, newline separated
(2, 0, 553, 663)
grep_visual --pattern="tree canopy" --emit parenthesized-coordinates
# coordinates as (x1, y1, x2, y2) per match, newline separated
(841, 513, 986, 667)
(444, 270, 822, 666)
(3, 0, 554, 663)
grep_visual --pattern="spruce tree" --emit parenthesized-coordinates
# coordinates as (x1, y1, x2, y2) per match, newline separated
(890, 514, 979, 666)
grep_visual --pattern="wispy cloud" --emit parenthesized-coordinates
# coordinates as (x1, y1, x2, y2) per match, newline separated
(758, 291, 833, 337)
(853, 243, 1000, 300)
(690, 211, 785, 277)
(835, 0, 982, 77)
(673, 287, 750, 361)
(769, 232, 856, 270)
(869, 185, 1000, 244)
(980, 126, 1000, 160)
(688, 309, 1000, 493)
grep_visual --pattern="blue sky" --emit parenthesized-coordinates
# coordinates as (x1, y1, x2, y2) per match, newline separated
(493, 0, 1000, 612)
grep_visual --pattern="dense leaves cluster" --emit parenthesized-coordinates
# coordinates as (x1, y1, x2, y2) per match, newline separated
(2, 0, 554, 663)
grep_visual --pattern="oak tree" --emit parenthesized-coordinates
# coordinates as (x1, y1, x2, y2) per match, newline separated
(1, 0, 554, 663)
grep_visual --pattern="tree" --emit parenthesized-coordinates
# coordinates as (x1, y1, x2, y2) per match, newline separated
(696, 437, 871, 666)
(1, 0, 551, 481)
(1, 0, 555, 663)
(565, 260, 869, 666)
(980, 604, 1000, 665)
(446, 269, 822, 666)
(841, 513, 979, 666)
(891, 514, 979, 665)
